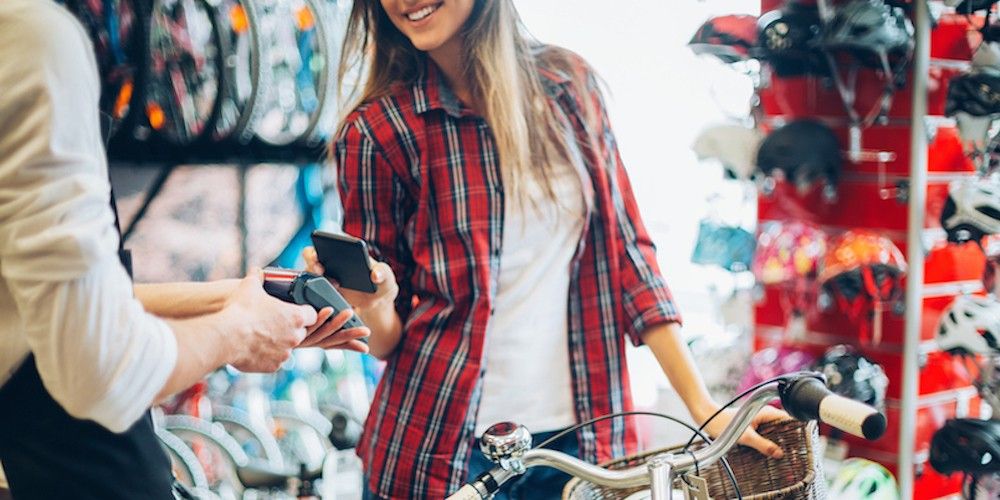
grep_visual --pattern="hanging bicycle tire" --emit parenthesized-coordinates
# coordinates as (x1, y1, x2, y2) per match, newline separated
(250, 0, 326, 146)
(299, 0, 349, 147)
(65, 0, 145, 138)
(210, 0, 270, 144)
(145, 0, 224, 146)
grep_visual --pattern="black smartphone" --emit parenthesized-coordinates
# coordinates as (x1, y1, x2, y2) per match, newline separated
(311, 230, 377, 293)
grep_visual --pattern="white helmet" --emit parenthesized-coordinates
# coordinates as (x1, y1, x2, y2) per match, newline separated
(941, 177, 1000, 242)
(691, 124, 763, 181)
(829, 459, 899, 500)
(937, 295, 1000, 355)
(973, 42, 1000, 73)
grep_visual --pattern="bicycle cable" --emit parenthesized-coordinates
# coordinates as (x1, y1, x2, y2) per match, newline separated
(681, 374, 799, 454)
(533, 410, 742, 499)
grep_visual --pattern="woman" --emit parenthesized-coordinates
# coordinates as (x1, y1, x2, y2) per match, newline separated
(304, 1, 785, 498)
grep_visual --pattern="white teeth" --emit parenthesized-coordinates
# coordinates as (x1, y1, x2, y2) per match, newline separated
(407, 5, 436, 21)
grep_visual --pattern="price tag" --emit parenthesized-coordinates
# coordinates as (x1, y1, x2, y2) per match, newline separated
(681, 474, 711, 500)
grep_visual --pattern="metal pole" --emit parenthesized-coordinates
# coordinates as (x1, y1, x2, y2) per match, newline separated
(899, 1, 930, 498)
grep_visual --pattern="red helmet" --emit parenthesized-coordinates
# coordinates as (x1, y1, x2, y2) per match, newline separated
(819, 231, 907, 343)
(753, 221, 828, 286)
(688, 15, 759, 64)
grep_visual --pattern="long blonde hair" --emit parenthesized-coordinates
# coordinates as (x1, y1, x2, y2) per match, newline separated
(337, 0, 587, 202)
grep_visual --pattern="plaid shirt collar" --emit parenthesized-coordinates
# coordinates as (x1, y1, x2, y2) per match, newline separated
(411, 56, 573, 118)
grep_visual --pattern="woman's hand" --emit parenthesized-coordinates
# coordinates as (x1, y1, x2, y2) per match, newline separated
(300, 307, 370, 353)
(302, 246, 399, 313)
(696, 405, 790, 459)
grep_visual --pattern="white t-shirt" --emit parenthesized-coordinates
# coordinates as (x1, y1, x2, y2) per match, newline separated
(475, 160, 587, 436)
(0, 0, 177, 435)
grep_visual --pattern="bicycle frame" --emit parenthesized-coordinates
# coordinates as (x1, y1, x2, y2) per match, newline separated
(451, 373, 886, 500)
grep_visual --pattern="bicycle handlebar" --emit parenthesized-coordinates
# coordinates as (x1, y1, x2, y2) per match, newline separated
(447, 372, 886, 500)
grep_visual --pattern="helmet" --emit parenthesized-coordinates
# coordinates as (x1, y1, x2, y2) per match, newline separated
(818, 230, 907, 302)
(953, 1, 1000, 13)
(930, 418, 1000, 475)
(688, 15, 759, 64)
(940, 177, 1000, 243)
(936, 295, 1000, 355)
(814, 0, 914, 67)
(818, 231, 907, 342)
(691, 124, 763, 180)
(972, 42, 1000, 73)
(756, 119, 842, 193)
(737, 346, 817, 394)
(814, 344, 889, 409)
(752, 221, 827, 285)
(828, 458, 899, 500)
(945, 70, 1000, 118)
(757, 4, 827, 77)
(691, 221, 756, 272)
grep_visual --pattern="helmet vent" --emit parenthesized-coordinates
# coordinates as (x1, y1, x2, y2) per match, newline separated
(976, 205, 1000, 221)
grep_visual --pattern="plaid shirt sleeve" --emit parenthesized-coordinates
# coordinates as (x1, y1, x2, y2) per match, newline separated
(335, 117, 414, 320)
(583, 74, 682, 346)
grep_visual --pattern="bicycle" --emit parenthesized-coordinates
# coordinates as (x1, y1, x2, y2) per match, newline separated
(447, 372, 886, 500)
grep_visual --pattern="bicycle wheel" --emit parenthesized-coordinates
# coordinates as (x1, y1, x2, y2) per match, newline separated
(157, 427, 212, 490)
(250, 0, 325, 146)
(212, 405, 286, 469)
(298, 0, 347, 147)
(163, 415, 249, 500)
(211, 0, 270, 143)
(270, 404, 332, 470)
(66, 0, 143, 134)
(146, 0, 223, 145)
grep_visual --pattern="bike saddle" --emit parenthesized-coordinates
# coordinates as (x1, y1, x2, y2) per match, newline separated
(236, 463, 294, 490)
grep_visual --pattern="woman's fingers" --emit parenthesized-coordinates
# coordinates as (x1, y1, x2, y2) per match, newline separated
(302, 246, 326, 275)
(300, 310, 365, 347)
(305, 307, 335, 336)
(739, 427, 784, 459)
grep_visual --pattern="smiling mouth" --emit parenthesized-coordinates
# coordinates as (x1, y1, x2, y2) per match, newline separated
(406, 3, 442, 22)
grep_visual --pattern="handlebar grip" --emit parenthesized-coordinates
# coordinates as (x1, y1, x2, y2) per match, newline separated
(446, 485, 485, 500)
(780, 376, 887, 440)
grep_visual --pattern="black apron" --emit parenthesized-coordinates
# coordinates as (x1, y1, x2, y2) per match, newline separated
(0, 159, 173, 499)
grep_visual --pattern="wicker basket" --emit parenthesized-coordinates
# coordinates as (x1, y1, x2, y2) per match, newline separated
(563, 420, 826, 500)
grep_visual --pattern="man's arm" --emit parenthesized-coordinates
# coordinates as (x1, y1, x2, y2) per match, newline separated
(0, 3, 316, 432)
(134, 280, 239, 319)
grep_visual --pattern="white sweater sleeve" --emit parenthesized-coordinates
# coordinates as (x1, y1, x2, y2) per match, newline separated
(0, 1, 177, 433)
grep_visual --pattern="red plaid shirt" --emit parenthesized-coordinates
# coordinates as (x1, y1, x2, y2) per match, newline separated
(335, 49, 681, 499)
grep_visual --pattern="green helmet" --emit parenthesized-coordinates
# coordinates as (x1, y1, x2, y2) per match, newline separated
(829, 458, 899, 500)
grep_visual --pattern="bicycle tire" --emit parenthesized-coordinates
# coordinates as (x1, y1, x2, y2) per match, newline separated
(65, 0, 144, 138)
(145, 0, 224, 146)
(211, 405, 286, 469)
(269, 406, 332, 470)
(157, 427, 212, 490)
(249, 0, 325, 146)
(210, 0, 270, 143)
(163, 415, 250, 498)
(270, 402, 334, 438)
(297, 0, 344, 147)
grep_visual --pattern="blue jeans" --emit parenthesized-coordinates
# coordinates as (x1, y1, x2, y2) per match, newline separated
(363, 428, 580, 499)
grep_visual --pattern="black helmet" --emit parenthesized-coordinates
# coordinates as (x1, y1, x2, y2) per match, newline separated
(757, 4, 827, 77)
(945, 70, 1000, 117)
(930, 418, 1000, 475)
(815, 0, 914, 66)
(954, 0, 1000, 13)
(813, 345, 889, 409)
(689, 15, 759, 64)
(756, 119, 842, 192)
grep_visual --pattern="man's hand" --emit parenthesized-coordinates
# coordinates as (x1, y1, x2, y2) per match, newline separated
(221, 270, 317, 372)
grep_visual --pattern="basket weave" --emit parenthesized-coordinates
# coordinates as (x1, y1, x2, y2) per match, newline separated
(563, 420, 826, 500)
